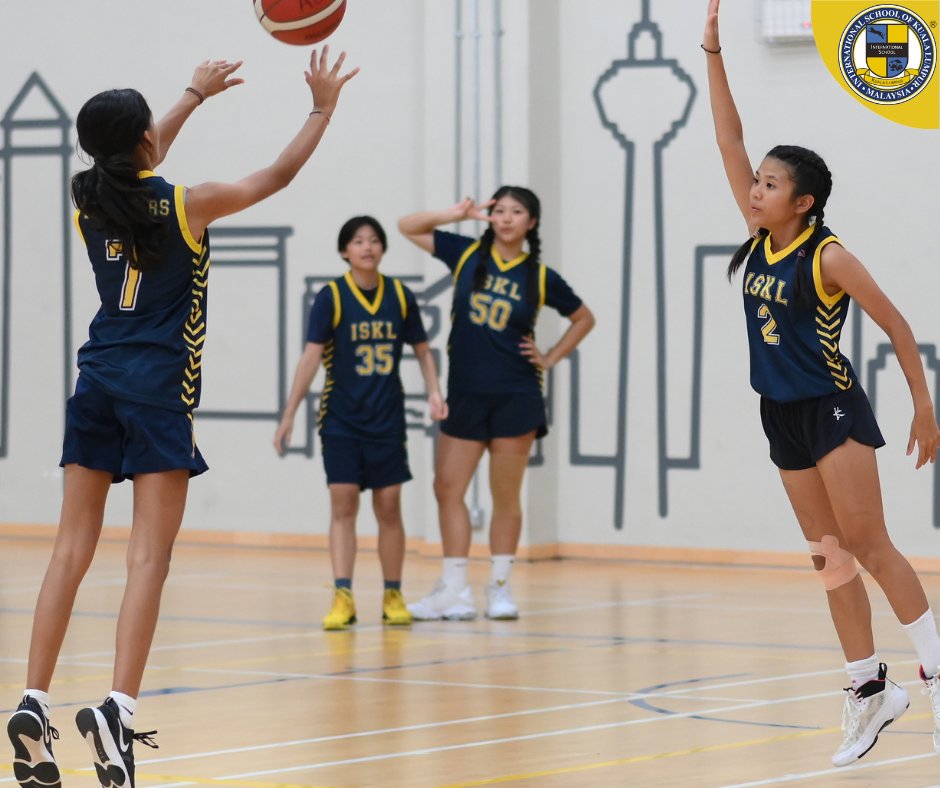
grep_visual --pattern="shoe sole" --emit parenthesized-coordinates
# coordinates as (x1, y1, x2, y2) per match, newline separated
(323, 614, 357, 631)
(383, 615, 413, 626)
(75, 707, 131, 788)
(7, 712, 61, 788)
(831, 699, 910, 767)
(486, 611, 519, 620)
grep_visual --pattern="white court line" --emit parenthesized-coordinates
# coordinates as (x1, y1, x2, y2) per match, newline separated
(720, 752, 938, 786)
(137, 696, 636, 767)
(59, 630, 314, 660)
(140, 664, 883, 775)
(155, 687, 867, 783)
(183, 658, 920, 700)
(0, 571, 226, 595)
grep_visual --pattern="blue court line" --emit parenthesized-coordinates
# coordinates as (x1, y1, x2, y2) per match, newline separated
(0, 606, 306, 629)
(629, 674, 821, 730)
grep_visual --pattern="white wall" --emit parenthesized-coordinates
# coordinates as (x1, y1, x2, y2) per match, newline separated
(1, 1, 938, 558)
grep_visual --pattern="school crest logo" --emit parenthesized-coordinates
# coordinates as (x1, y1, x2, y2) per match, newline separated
(813, 0, 939, 127)
(840, 5, 936, 104)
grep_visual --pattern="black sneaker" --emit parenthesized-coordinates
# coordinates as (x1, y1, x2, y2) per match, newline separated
(75, 697, 158, 788)
(6, 695, 61, 788)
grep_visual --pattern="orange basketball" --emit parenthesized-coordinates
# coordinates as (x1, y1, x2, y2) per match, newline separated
(254, 0, 347, 46)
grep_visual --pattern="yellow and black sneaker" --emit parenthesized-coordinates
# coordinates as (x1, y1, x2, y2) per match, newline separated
(382, 589, 412, 626)
(323, 588, 357, 631)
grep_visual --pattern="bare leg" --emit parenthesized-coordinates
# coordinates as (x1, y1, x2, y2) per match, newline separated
(111, 470, 188, 697)
(779, 466, 874, 662)
(487, 432, 536, 556)
(816, 439, 929, 625)
(372, 484, 404, 582)
(328, 484, 360, 581)
(433, 434, 486, 557)
(25, 465, 112, 690)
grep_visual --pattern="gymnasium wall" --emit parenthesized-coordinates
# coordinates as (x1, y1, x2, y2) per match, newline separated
(1, 1, 938, 559)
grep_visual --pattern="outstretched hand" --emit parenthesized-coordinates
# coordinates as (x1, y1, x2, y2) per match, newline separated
(704, 0, 721, 51)
(907, 409, 940, 469)
(190, 59, 245, 99)
(305, 46, 359, 116)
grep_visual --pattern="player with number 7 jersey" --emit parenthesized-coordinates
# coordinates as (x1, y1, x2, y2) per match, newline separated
(75, 171, 209, 415)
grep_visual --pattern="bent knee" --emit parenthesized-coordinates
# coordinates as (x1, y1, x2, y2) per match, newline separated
(808, 535, 859, 590)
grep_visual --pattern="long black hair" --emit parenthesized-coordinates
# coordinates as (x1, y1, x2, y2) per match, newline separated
(727, 145, 832, 306)
(71, 89, 167, 272)
(473, 186, 542, 307)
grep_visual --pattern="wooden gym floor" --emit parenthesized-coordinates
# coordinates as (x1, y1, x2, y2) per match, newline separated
(2, 535, 939, 787)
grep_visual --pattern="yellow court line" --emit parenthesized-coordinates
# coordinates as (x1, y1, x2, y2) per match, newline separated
(0, 765, 329, 788)
(139, 772, 332, 788)
(434, 714, 933, 788)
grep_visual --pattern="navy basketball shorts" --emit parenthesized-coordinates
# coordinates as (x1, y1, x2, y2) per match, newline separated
(441, 391, 548, 442)
(60, 375, 209, 482)
(320, 434, 412, 490)
(759, 384, 886, 471)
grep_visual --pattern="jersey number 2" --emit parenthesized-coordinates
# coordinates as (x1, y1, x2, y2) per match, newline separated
(757, 304, 780, 346)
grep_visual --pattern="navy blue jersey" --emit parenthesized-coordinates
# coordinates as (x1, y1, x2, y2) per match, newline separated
(307, 272, 427, 440)
(743, 225, 857, 402)
(433, 230, 582, 395)
(74, 171, 209, 412)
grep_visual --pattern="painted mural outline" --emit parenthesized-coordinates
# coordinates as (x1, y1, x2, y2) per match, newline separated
(1, 20, 938, 528)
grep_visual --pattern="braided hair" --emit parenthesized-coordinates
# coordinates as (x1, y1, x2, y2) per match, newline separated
(726, 145, 833, 307)
(71, 89, 167, 272)
(472, 186, 542, 307)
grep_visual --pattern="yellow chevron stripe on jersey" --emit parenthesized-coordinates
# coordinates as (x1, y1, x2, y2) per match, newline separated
(174, 184, 202, 254)
(453, 241, 481, 283)
(764, 225, 814, 265)
(490, 245, 529, 272)
(393, 278, 407, 319)
(328, 281, 342, 329)
(344, 271, 385, 315)
(812, 235, 845, 308)
(179, 243, 210, 409)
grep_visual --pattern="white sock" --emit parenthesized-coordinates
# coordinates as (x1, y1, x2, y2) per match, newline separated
(442, 558, 468, 591)
(845, 654, 880, 691)
(109, 690, 137, 729)
(490, 555, 515, 585)
(23, 689, 50, 717)
(901, 608, 940, 679)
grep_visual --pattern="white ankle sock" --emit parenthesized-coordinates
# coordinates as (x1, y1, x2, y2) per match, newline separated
(845, 654, 880, 690)
(902, 608, 940, 679)
(490, 555, 515, 585)
(442, 558, 468, 591)
(109, 690, 137, 729)
(23, 689, 50, 717)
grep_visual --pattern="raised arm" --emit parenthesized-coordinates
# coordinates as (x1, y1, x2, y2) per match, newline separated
(821, 244, 940, 468)
(704, 0, 754, 227)
(154, 60, 245, 167)
(185, 47, 359, 240)
(274, 342, 325, 455)
(398, 198, 494, 254)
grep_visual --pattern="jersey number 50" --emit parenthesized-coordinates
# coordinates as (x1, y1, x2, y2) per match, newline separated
(469, 292, 511, 331)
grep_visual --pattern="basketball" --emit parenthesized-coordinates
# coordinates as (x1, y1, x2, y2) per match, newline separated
(254, 0, 347, 46)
